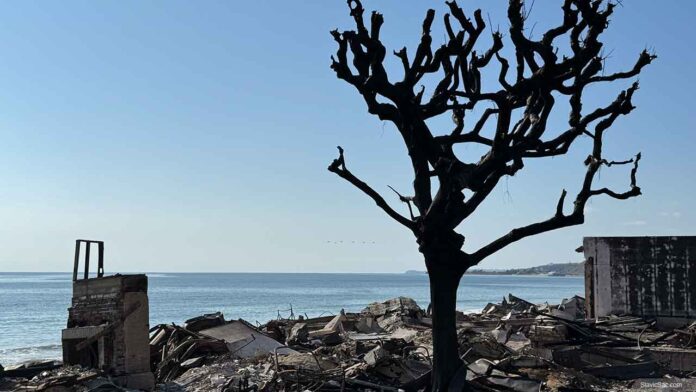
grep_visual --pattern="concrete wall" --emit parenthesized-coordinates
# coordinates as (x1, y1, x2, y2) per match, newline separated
(584, 236, 696, 319)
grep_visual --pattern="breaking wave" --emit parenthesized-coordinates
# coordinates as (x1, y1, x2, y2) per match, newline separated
(0, 344, 62, 366)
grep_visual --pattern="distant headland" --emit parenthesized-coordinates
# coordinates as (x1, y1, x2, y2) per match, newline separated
(405, 261, 584, 276)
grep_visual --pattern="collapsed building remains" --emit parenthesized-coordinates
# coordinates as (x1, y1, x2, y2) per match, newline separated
(583, 236, 696, 323)
(2, 237, 696, 390)
(3, 294, 696, 391)
(61, 240, 154, 390)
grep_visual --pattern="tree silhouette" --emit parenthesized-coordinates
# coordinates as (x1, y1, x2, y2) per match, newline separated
(328, 0, 653, 389)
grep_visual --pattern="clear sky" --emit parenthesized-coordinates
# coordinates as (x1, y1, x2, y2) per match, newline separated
(0, 1, 692, 273)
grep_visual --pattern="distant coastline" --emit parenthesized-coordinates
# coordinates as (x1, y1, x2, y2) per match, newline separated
(405, 261, 584, 276)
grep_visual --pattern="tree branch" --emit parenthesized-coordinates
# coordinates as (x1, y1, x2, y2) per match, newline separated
(587, 50, 656, 84)
(388, 185, 416, 220)
(470, 150, 643, 264)
(328, 147, 415, 230)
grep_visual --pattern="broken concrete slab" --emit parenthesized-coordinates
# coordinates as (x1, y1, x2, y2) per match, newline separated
(277, 352, 336, 371)
(362, 296, 423, 318)
(528, 324, 569, 344)
(388, 327, 418, 343)
(308, 328, 343, 345)
(552, 296, 586, 320)
(489, 325, 512, 344)
(322, 310, 347, 332)
(505, 332, 531, 352)
(2, 360, 62, 379)
(355, 315, 382, 333)
(364, 346, 389, 366)
(199, 320, 296, 358)
(345, 331, 392, 341)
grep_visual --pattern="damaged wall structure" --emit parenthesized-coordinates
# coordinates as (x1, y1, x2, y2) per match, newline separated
(584, 236, 696, 321)
(61, 240, 154, 391)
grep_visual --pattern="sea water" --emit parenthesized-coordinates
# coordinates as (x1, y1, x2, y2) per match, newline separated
(0, 272, 583, 365)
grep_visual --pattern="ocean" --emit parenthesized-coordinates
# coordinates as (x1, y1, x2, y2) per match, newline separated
(0, 272, 583, 366)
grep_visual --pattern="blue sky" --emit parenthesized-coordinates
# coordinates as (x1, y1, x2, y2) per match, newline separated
(0, 1, 692, 273)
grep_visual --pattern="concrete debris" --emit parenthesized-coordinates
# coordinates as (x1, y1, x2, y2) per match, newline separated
(1, 360, 63, 379)
(277, 352, 336, 371)
(285, 322, 308, 345)
(0, 364, 105, 391)
(4, 294, 696, 391)
(199, 320, 297, 358)
(362, 297, 422, 318)
(151, 295, 696, 391)
(149, 324, 230, 382)
(364, 346, 389, 366)
(355, 316, 382, 334)
(554, 295, 586, 320)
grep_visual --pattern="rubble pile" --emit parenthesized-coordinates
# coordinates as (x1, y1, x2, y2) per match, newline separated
(148, 295, 695, 391)
(0, 363, 108, 391)
(2, 294, 695, 391)
(149, 323, 229, 382)
(150, 297, 435, 391)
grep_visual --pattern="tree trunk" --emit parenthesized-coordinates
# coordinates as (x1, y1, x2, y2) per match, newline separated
(426, 253, 466, 391)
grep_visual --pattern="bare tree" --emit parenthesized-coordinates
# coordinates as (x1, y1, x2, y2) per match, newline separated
(328, 0, 653, 389)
